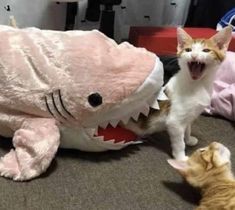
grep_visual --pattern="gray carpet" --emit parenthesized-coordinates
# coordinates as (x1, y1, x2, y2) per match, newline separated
(0, 115, 234, 210)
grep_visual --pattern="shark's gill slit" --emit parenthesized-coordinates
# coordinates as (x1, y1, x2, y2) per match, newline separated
(58, 89, 75, 119)
(44, 96, 55, 117)
(51, 92, 67, 120)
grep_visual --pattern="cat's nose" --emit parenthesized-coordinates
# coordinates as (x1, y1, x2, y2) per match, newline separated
(191, 54, 197, 60)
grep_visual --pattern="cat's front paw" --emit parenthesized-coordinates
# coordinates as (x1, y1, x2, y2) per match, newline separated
(173, 152, 188, 161)
(186, 136, 198, 146)
(177, 155, 188, 161)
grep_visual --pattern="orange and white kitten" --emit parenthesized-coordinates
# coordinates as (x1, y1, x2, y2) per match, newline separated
(124, 26, 232, 160)
(168, 142, 235, 210)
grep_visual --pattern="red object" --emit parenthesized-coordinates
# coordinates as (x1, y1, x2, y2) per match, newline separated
(97, 125, 137, 143)
(129, 27, 235, 55)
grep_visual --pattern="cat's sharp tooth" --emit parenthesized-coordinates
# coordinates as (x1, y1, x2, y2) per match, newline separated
(141, 104, 150, 116)
(99, 121, 109, 129)
(110, 119, 119, 128)
(131, 111, 140, 121)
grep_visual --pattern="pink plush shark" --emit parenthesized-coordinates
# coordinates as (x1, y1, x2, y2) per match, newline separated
(0, 25, 163, 181)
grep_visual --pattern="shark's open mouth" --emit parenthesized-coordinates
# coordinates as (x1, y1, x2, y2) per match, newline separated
(188, 61, 205, 80)
(89, 105, 150, 145)
(88, 98, 157, 145)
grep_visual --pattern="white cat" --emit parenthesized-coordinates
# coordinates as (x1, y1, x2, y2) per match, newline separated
(124, 26, 232, 160)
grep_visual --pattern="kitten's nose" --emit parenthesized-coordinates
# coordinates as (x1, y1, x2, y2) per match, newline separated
(191, 54, 197, 60)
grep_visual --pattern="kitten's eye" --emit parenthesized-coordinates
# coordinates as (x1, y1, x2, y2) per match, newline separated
(203, 48, 211, 53)
(185, 48, 192, 52)
(199, 148, 206, 153)
(88, 92, 103, 107)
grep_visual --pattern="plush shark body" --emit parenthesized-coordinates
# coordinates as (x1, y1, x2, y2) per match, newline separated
(0, 25, 164, 181)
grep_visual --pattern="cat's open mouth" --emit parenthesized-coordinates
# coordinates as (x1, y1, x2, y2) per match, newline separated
(188, 61, 206, 80)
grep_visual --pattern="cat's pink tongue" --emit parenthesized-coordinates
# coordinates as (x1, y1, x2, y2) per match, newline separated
(190, 65, 202, 80)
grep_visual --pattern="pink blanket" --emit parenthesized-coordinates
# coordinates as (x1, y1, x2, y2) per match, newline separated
(205, 51, 235, 121)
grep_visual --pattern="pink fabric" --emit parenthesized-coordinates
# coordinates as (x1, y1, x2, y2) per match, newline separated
(0, 25, 155, 122)
(205, 51, 235, 121)
(0, 25, 160, 181)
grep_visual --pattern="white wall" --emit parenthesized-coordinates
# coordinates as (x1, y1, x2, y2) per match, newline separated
(0, 0, 190, 41)
(0, 0, 66, 30)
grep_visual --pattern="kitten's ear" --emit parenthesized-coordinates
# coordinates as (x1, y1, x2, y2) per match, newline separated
(177, 27, 192, 51)
(209, 26, 232, 51)
(167, 159, 189, 175)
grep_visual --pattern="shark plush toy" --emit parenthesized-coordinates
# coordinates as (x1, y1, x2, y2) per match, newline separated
(0, 25, 164, 181)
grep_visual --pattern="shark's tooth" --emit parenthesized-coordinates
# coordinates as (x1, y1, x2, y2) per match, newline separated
(131, 140, 143, 144)
(157, 88, 168, 101)
(105, 139, 116, 144)
(140, 104, 150, 116)
(147, 94, 156, 105)
(84, 128, 95, 136)
(110, 119, 119, 128)
(121, 115, 131, 125)
(99, 121, 109, 129)
(115, 140, 126, 145)
(150, 99, 160, 110)
(94, 126, 98, 136)
(94, 135, 104, 141)
(131, 111, 140, 121)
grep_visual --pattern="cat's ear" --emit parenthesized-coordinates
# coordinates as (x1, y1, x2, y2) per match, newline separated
(209, 26, 232, 51)
(177, 27, 192, 51)
(167, 159, 189, 175)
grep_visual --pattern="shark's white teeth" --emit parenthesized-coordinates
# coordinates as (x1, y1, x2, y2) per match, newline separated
(94, 126, 98, 136)
(99, 121, 109, 129)
(94, 135, 104, 141)
(140, 104, 150, 116)
(149, 99, 160, 110)
(105, 139, 116, 144)
(132, 140, 143, 144)
(147, 97, 155, 106)
(110, 119, 119, 128)
(131, 111, 140, 121)
(157, 88, 168, 101)
(115, 140, 126, 145)
(121, 115, 131, 125)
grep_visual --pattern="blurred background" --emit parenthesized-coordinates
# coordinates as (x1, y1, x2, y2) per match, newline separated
(0, 0, 234, 42)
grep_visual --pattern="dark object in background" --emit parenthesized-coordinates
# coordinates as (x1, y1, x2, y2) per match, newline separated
(65, 2, 78, 30)
(159, 56, 179, 85)
(185, 0, 235, 28)
(85, 0, 122, 38)
(85, 0, 101, 21)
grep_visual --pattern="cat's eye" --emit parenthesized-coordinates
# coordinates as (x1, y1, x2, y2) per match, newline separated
(185, 48, 192, 52)
(203, 48, 211, 53)
(199, 148, 206, 153)
(88, 92, 103, 107)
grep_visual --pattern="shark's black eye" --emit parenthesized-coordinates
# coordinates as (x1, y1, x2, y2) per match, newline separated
(88, 93, 103, 107)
